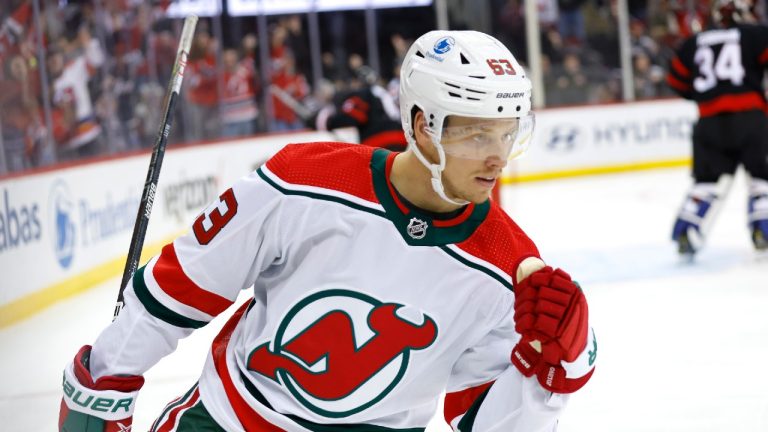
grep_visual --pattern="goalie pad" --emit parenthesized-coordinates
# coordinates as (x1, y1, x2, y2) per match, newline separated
(749, 178, 768, 250)
(672, 176, 733, 255)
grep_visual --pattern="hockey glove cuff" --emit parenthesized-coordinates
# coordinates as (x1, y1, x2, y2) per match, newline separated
(537, 327, 597, 393)
(512, 328, 597, 394)
(60, 345, 144, 432)
(511, 337, 542, 378)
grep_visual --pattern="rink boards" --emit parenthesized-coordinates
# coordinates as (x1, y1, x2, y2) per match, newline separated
(0, 99, 696, 326)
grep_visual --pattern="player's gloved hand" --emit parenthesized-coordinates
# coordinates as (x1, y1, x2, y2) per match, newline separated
(59, 345, 144, 432)
(511, 330, 597, 393)
(510, 265, 593, 393)
(514, 266, 588, 364)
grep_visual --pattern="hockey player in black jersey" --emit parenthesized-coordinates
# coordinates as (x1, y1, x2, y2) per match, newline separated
(309, 66, 408, 151)
(666, 0, 768, 256)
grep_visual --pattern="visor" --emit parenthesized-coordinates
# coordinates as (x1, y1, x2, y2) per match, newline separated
(433, 114, 535, 161)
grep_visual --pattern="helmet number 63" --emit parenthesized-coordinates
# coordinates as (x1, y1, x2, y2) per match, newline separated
(193, 188, 239, 245)
(486, 59, 516, 75)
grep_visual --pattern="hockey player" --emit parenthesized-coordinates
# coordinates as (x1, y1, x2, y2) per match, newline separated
(310, 65, 408, 152)
(309, 66, 504, 203)
(667, 0, 768, 255)
(59, 30, 596, 432)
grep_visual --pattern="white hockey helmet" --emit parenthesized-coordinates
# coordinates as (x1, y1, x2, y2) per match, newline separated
(399, 30, 534, 204)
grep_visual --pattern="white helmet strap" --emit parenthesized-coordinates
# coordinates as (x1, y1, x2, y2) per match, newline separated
(411, 134, 470, 207)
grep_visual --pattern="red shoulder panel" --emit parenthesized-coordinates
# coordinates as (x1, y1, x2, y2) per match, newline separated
(456, 204, 540, 281)
(265, 142, 379, 203)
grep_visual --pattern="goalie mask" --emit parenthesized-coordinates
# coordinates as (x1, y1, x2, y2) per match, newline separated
(399, 30, 534, 205)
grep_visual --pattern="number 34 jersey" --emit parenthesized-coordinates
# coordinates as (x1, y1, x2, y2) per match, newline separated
(89, 143, 593, 431)
(667, 24, 768, 117)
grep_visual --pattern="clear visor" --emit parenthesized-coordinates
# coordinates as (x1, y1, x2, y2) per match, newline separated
(432, 114, 535, 161)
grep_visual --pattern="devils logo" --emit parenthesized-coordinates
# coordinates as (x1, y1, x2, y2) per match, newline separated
(248, 289, 437, 417)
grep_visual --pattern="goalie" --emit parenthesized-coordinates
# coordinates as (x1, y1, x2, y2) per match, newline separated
(667, 0, 768, 256)
(60, 30, 596, 432)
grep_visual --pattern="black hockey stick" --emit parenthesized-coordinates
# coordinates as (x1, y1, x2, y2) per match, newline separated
(113, 16, 198, 321)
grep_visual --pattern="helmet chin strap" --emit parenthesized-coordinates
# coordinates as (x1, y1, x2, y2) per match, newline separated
(410, 135, 470, 207)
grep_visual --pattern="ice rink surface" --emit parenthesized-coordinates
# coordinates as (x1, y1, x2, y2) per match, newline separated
(2, 166, 767, 431)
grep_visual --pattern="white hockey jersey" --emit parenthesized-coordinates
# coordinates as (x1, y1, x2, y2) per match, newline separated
(89, 143, 596, 431)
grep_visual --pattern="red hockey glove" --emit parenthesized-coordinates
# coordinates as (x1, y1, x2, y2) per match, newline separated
(59, 345, 144, 432)
(514, 266, 589, 364)
(511, 329, 597, 394)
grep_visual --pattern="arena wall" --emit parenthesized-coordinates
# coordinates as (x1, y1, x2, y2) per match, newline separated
(0, 99, 697, 326)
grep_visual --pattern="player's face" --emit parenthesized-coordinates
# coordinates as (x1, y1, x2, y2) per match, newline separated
(439, 116, 513, 204)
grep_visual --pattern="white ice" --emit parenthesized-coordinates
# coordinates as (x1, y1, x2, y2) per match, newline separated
(1, 166, 767, 431)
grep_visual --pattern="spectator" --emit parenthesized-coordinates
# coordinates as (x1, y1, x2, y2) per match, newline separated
(48, 46, 103, 161)
(558, 0, 588, 44)
(239, 32, 258, 69)
(629, 17, 660, 63)
(185, 31, 220, 141)
(539, 0, 561, 28)
(321, 51, 346, 90)
(632, 51, 665, 99)
(269, 22, 290, 73)
(0, 1, 31, 66)
(271, 53, 309, 131)
(283, 15, 311, 78)
(132, 82, 164, 148)
(220, 48, 259, 138)
(1, 54, 41, 170)
(550, 49, 590, 105)
(497, 0, 528, 61)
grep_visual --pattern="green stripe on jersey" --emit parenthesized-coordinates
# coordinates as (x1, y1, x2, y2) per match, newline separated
(439, 246, 513, 291)
(133, 266, 208, 329)
(258, 158, 510, 292)
(456, 385, 492, 432)
(175, 400, 226, 431)
(151, 384, 199, 432)
(256, 167, 387, 218)
(370, 149, 490, 247)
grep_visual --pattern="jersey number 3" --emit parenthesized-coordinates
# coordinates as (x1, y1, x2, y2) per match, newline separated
(193, 188, 238, 245)
(694, 42, 745, 92)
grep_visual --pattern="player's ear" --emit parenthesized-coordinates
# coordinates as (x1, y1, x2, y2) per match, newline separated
(412, 111, 437, 161)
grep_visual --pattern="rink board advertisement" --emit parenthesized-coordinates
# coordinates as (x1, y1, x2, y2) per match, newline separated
(0, 100, 696, 324)
(515, 99, 696, 179)
(0, 131, 336, 324)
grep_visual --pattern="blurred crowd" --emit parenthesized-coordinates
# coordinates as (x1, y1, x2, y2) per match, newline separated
(1, 0, 766, 174)
(491, 0, 767, 105)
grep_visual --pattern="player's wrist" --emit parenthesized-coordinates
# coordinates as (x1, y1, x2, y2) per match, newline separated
(60, 345, 144, 431)
(511, 337, 543, 377)
(63, 361, 142, 420)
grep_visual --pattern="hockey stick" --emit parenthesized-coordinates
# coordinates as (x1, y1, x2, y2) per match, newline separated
(113, 16, 198, 321)
(269, 84, 314, 120)
(268, 84, 347, 142)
